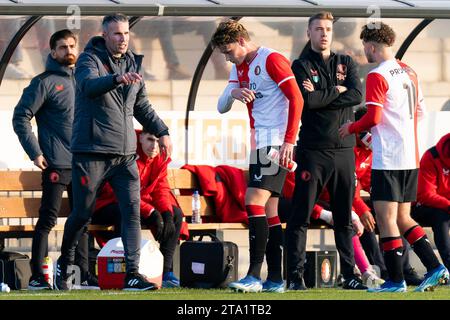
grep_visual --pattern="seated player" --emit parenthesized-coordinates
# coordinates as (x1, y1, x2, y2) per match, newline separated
(92, 129, 187, 288)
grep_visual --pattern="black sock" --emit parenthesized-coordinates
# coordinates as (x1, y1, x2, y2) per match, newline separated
(381, 237, 404, 283)
(404, 225, 441, 272)
(266, 223, 283, 282)
(246, 205, 268, 279)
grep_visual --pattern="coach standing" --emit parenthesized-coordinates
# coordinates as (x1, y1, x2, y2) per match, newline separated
(286, 12, 366, 290)
(54, 13, 172, 291)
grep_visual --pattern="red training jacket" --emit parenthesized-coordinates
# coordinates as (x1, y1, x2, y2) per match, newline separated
(416, 133, 450, 212)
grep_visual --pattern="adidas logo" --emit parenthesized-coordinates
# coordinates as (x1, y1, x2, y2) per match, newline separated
(128, 279, 139, 287)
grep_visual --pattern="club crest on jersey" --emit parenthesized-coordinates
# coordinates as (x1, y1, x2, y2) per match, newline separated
(336, 64, 347, 81)
(254, 65, 261, 75)
(311, 69, 319, 83)
(301, 170, 311, 181)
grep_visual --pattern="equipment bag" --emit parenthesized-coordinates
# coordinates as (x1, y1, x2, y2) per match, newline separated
(180, 233, 238, 288)
(0, 251, 32, 290)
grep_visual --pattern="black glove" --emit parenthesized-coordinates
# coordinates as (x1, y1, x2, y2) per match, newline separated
(161, 211, 176, 241)
(142, 210, 164, 241)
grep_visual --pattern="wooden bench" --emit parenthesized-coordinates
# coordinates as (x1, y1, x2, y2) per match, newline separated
(0, 168, 332, 247)
(0, 169, 250, 245)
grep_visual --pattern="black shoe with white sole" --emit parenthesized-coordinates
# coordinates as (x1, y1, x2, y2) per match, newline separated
(53, 258, 73, 291)
(343, 276, 368, 290)
(123, 272, 158, 291)
(28, 275, 52, 290)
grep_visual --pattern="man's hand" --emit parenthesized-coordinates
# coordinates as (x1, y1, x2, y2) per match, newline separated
(231, 88, 256, 104)
(33, 155, 48, 170)
(161, 211, 176, 241)
(142, 210, 164, 241)
(352, 216, 365, 237)
(338, 122, 353, 139)
(279, 142, 294, 168)
(336, 85, 348, 94)
(159, 135, 172, 160)
(302, 79, 315, 92)
(116, 72, 142, 85)
(360, 211, 376, 232)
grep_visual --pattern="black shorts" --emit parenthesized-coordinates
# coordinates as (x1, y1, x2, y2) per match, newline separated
(248, 146, 287, 196)
(371, 169, 418, 202)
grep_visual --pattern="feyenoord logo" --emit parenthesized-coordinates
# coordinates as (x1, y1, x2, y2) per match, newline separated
(254, 65, 261, 75)
(301, 170, 311, 181)
(321, 258, 332, 283)
(49, 172, 59, 183)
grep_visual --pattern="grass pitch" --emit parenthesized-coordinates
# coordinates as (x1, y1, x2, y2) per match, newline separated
(0, 285, 449, 300)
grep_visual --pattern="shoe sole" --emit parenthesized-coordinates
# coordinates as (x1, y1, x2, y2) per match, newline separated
(162, 281, 180, 289)
(368, 288, 407, 293)
(262, 288, 285, 293)
(414, 271, 449, 292)
(27, 286, 52, 291)
(229, 284, 262, 293)
(72, 285, 100, 290)
(123, 286, 158, 291)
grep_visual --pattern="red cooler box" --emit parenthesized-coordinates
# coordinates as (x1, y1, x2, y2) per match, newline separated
(97, 238, 163, 290)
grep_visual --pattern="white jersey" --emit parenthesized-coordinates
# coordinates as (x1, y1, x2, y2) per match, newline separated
(365, 59, 426, 170)
(228, 47, 296, 149)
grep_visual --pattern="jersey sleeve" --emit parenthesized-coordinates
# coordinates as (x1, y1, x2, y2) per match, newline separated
(265, 52, 295, 86)
(365, 72, 388, 108)
(266, 52, 303, 144)
(229, 64, 238, 84)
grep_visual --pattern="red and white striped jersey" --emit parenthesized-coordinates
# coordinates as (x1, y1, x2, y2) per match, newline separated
(228, 47, 297, 149)
(365, 59, 426, 170)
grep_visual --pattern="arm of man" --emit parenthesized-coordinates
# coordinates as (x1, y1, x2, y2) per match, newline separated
(339, 72, 386, 138)
(12, 77, 47, 167)
(417, 151, 450, 211)
(292, 59, 340, 110)
(218, 65, 241, 113)
(328, 57, 363, 109)
(267, 53, 304, 165)
(218, 82, 240, 113)
(74, 53, 120, 99)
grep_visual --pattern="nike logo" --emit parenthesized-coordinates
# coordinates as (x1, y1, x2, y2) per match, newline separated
(253, 174, 262, 181)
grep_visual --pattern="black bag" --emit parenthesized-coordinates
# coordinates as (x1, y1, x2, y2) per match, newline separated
(0, 251, 32, 290)
(180, 234, 238, 288)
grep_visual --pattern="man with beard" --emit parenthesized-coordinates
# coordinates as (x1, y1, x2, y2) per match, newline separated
(13, 30, 96, 290)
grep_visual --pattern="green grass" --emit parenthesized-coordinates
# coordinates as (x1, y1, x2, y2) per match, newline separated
(0, 286, 449, 300)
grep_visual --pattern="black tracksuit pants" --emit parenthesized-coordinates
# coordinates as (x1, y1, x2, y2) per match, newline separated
(60, 153, 141, 274)
(412, 205, 450, 270)
(286, 148, 356, 279)
(31, 168, 89, 277)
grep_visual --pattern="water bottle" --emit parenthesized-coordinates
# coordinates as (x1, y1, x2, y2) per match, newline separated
(265, 147, 298, 172)
(42, 256, 53, 287)
(191, 190, 202, 224)
(0, 282, 10, 293)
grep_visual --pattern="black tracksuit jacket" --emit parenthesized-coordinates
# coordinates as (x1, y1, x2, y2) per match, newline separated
(292, 48, 362, 149)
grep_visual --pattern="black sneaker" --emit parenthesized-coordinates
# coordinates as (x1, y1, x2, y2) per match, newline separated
(404, 268, 423, 286)
(287, 277, 307, 291)
(28, 274, 52, 290)
(287, 271, 307, 291)
(342, 276, 368, 290)
(73, 272, 100, 290)
(123, 272, 158, 291)
(54, 258, 73, 291)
